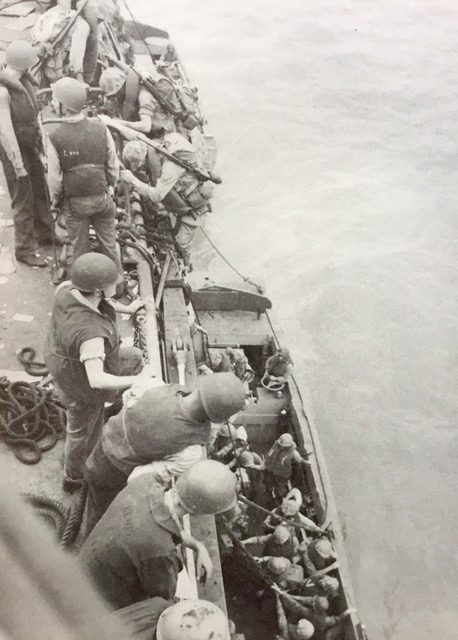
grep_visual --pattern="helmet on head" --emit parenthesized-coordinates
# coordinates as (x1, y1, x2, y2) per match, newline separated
(318, 575, 339, 597)
(100, 66, 126, 96)
(176, 460, 237, 515)
(314, 538, 334, 559)
(156, 599, 230, 640)
(239, 451, 254, 467)
(122, 140, 148, 169)
(235, 425, 248, 441)
(272, 525, 290, 545)
(281, 499, 300, 517)
(313, 596, 330, 613)
(52, 77, 87, 112)
(6, 41, 38, 72)
(197, 372, 245, 422)
(296, 619, 315, 640)
(278, 433, 294, 448)
(267, 556, 291, 576)
(70, 253, 118, 293)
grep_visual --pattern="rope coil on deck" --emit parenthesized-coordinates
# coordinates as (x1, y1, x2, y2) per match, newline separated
(23, 485, 88, 548)
(0, 377, 66, 464)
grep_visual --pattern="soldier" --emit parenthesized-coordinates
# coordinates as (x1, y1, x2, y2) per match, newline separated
(0, 41, 54, 267)
(263, 491, 323, 536)
(241, 525, 299, 563)
(300, 539, 338, 578)
(46, 77, 122, 275)
(264, 433, 311, 501)
(33, 0, 118, 85)
(214, 425, 249, 465)
(79, 460, 237, 609)
(83, 372, 246, 535)
(44, 253, 150, 491)
(99, 65, 175, 134)
(275, 589, 355, 640)
(120, 132, 213, 266)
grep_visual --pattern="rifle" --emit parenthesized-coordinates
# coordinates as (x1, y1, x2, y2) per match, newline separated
(99, 114, 222, 185)
(30, 0, 90, 78)
(103, 54, 200, 126)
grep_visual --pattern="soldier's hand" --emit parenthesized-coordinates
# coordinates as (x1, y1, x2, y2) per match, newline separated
(195, 542, 213, 583)
(120, 168, 134, 184)
(15, 166, 28, 179)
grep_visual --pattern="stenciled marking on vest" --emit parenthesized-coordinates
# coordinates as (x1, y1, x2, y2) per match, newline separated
(63, 149, 80, 157)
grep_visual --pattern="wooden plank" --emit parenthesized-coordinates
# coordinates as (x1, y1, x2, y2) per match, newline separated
(162, 269, 227, 614)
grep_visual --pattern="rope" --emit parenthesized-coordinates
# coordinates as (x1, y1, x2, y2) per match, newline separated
(59, 483, 88, 548)
(23, 485, 88, 548)
(17, 347, 49, 377)
(198, 226, 264, 294)
(0, 377, 66, 464)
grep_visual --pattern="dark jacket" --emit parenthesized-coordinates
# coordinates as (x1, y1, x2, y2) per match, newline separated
(79, 475, 182, 609)
(44, 286, 121, 404)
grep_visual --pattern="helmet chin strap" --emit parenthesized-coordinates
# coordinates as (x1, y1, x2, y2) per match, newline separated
(164, 484, 185, 533)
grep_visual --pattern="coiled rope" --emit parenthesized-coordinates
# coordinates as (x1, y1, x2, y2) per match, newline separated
(23, 484, 88, 548)
(0, 377, 66, 464)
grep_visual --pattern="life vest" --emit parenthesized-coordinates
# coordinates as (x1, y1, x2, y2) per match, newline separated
(265, 442, 297, 479)
(0, 71, 40, 149)
(49, 118, 108, 198)
(265, 534, 296, 561)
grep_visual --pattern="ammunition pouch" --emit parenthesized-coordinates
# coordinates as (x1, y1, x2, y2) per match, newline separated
(180, 113, 199, 130)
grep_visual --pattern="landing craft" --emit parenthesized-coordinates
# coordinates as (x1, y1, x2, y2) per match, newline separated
(0, 2, 367, 639)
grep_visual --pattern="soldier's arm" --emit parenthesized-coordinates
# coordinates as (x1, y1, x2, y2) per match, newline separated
(240, 534, 269, 546)
(46, 139, 63, 204)
(0, 87, 26, 176)
(275, 593, 290, 639)
(121, 160, 185, 203)
(297, 512, 322, 534)
(214, 441, 232, 459)
(119, 88, 159, 134)
(68, 16, 90, 78)
(299, 543, 319, 576)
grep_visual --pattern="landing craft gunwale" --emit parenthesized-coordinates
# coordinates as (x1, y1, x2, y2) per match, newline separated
(0, 2, 365, 638)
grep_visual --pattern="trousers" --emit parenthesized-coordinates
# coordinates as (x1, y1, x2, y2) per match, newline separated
(57, 345, 143, 481)
(64, 193, 122, 274)
(0, 144, 53, 258)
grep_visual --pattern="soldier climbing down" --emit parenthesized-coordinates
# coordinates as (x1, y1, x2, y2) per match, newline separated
(119, 131, 213, 266)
